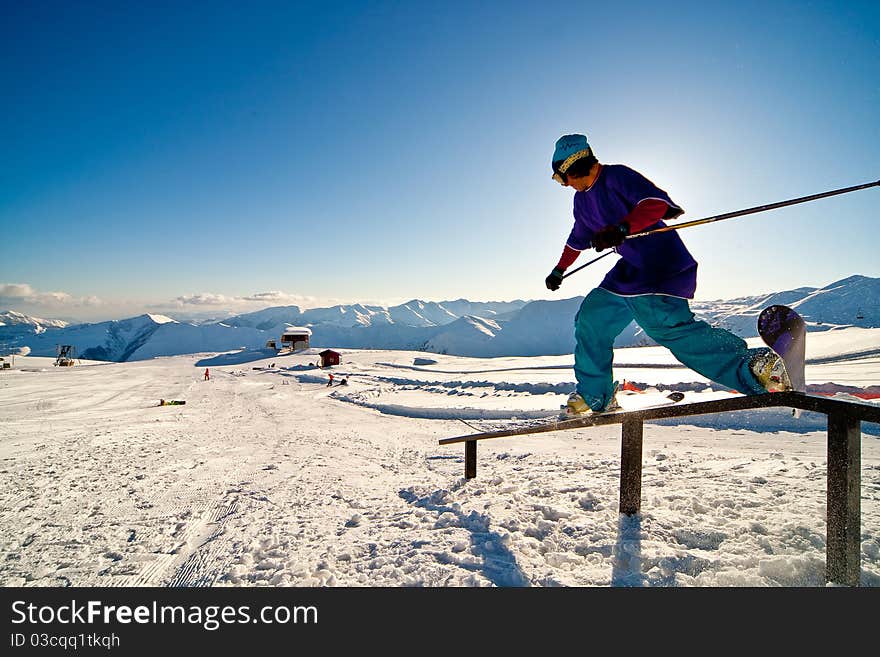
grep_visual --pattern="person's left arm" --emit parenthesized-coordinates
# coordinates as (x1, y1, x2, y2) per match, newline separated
(592, 167, 684, 251)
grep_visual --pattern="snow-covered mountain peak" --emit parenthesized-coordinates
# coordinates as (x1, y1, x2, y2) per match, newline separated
(0, 310, 68, 329)
(3, 275, 876, 361)
(145, 314, 177, 324)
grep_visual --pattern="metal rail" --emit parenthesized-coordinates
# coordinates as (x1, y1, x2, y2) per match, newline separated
(438, 392, 880, 585)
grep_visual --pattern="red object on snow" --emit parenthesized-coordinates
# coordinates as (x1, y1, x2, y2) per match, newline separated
(813, 391, 880, 400)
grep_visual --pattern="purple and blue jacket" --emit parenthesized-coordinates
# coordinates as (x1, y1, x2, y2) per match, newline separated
(562, 164, 698, 299)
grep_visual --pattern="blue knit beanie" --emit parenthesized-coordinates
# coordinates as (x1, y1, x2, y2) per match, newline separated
(552, 134, 591, 167)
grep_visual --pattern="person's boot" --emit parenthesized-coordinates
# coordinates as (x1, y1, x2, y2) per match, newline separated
(563, 392, 621, 417)
(748, 351, 793, 393)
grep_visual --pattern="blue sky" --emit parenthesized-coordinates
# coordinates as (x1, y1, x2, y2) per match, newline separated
(2, 1, 878, 321)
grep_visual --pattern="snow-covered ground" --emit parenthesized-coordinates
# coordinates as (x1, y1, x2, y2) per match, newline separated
(1, 328, 878, 587)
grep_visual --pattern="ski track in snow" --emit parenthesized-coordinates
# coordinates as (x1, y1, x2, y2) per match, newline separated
(1, 347, 879, 587)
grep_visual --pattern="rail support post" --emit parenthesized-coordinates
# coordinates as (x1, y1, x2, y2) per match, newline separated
(826, 413, 860, 586)
(619, 419, 644, 516)
(465, 440, 477, 479)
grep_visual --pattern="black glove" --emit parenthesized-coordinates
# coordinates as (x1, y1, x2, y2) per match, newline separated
(592, 223, 629, 252)
(545, 268, 564, 291)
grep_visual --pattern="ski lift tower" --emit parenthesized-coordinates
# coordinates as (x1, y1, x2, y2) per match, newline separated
(55, 345, 76, 367)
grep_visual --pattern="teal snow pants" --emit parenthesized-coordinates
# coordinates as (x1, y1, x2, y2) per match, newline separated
(574, 287, 768, 411)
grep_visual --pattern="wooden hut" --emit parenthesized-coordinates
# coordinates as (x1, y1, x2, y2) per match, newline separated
(319, 349, 340, 367)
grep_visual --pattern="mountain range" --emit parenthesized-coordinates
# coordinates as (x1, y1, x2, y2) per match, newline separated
(1, 275, 876, 361)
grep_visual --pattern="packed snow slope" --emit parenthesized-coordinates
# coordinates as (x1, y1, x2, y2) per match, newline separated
(2, 275, 877, 361)
(1, 330, 878, 587)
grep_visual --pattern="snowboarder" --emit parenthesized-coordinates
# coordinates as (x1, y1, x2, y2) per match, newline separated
(327, 373, 334, 387)
(545, 133, 790, 416)
(204, 368, 210, 381)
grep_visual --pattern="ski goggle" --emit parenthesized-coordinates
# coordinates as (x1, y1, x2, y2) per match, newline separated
(551, 148, 592, 185)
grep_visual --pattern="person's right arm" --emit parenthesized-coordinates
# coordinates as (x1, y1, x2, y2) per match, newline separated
(546, 217, 593, 291)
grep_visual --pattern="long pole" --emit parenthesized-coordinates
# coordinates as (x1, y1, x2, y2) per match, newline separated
(628, 179, 880, 241)
(561, 251, 613, 279)
(562, 179, 879, 280)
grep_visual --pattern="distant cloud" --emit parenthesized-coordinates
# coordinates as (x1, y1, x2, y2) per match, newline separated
(241, 291, 309, 303)
(0, 283, 35, 298)
(171, 291, 316, 309)
(2, 283, 405, 323)
(0, 283, 103, 308)
(172, 293, 232, 306)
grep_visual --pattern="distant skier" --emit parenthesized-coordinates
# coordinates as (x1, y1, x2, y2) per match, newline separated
(545, 133, 791, 416)
(327, 373, 334, 387)
(204, 368, 210, 381)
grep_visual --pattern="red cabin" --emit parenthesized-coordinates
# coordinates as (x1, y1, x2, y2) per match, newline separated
(319, 349, 341, 367)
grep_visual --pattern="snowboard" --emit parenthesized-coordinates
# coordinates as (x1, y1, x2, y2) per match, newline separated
(448, 392, 692, 444)
(757, 305, 806, 393)
(158, 399, 186, 406)
(582, 391, 686, 416)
